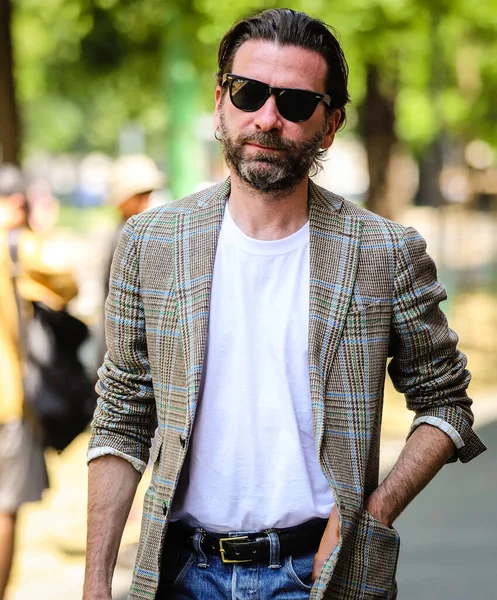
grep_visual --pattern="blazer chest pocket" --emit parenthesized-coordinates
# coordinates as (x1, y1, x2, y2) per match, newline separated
(343, 300, 392, 338)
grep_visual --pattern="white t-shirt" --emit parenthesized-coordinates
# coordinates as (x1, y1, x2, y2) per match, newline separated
(171, 205, 334, 531)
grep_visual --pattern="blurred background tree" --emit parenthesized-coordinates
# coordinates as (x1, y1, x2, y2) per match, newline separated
(0, 0, 21, 164)
(2, 0, 497, 208)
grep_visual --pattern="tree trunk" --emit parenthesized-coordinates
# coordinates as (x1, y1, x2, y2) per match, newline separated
(359, 64, 398, 219)
(416, 140, 444, 207)
(0, 0, 21, 165)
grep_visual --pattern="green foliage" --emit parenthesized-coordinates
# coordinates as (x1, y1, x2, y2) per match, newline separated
(14, 0, 167, 156)
(11, 0, 497, 158)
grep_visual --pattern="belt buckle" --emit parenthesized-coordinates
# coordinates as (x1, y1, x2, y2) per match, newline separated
(218, 536, 252, 564)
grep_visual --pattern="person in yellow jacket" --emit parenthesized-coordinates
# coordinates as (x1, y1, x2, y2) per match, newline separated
(0, 164, 77, 600)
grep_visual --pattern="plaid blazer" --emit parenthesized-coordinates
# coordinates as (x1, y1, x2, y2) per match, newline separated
(89, 179, 485, 600)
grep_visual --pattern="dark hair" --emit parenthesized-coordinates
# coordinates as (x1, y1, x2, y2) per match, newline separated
(217, 8, 350, 128)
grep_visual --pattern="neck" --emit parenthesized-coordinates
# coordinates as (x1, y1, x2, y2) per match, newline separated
(227, 172, 310, 241)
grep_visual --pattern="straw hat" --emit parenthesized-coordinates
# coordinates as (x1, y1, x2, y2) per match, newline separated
(109, 155, 164, 207)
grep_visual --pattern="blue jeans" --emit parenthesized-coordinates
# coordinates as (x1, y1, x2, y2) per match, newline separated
(158, 529, 315, 599)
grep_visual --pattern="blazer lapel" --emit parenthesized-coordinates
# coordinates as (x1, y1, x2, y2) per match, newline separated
(174, 180, 230, 431)
(308, 182, 363, 458)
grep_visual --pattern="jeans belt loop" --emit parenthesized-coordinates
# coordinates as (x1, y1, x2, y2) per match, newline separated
(267, 531, 281, 569)
(193, 530, 208, 568)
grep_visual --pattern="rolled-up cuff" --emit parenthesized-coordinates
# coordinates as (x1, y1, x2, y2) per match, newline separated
(408, 409, 486, 463)
(87, 446, 147, 475)
(411, 416, 464, 449)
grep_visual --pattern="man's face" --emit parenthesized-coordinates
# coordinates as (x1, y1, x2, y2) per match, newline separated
(0, 194, 27, 231)
(120, 191, 151, 220)
(214, 41, 340, 194)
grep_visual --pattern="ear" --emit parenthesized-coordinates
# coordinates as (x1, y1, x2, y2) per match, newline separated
(320, 109, 342, 150)
(214, 86, 223, 130)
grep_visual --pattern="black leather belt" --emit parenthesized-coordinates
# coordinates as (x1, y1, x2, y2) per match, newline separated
(166, 518, 327, 564)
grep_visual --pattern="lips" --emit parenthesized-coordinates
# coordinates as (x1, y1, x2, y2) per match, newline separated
(245, 142, 284, 151)
(239, 131, 295, 153)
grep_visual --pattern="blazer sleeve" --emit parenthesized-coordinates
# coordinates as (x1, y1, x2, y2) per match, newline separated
(387, 226, 486, 463)
(88, 217, 157, 466)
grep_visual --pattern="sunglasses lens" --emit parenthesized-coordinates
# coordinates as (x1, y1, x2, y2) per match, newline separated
(277, 90, 320, 122)
(230, 78, 268, 112)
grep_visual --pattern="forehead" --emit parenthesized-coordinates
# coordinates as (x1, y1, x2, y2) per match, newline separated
(231, 40, 327, 92)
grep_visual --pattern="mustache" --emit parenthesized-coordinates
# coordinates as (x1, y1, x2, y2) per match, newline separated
(238, 131, 297, 152)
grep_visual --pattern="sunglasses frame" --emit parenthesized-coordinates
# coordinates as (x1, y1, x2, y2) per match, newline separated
(221, 73, 332, 123)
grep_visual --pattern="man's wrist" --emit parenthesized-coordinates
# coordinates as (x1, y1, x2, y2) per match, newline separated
(364, 492, 395, 528)
(83, 567, 113, 599)
(82, 580, 112, 600)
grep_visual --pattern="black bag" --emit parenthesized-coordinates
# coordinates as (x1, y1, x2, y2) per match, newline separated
(22, 301, 96, 452)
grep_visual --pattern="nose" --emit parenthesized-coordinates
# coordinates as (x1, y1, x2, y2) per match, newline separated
(252, 93, 283, 132)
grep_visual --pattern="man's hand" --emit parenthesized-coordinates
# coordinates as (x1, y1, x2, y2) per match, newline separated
(312, 504, 340, 582)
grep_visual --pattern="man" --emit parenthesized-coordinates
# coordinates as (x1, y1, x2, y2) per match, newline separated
(103, 154, 164, 302)
(0, 164, 78, 599)
(0, 165, 46, 600)
(99, 154, 164, 363)
(84, 9, 486, 600)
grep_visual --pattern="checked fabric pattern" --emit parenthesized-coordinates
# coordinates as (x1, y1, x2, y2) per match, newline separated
(89, 178, 485, 600)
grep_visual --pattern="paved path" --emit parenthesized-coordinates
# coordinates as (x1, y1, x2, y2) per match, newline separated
(395, 419, 497, 599)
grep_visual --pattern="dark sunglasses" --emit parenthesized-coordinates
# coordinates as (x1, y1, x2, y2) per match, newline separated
(221, 73, 331, 123)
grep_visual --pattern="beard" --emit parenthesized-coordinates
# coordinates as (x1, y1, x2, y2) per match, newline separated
(219, 111, 327, 195)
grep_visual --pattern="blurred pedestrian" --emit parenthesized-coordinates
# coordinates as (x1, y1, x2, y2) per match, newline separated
(104, 154, 164, 300)
(0, 164, 77, 599)
(84, 9, 485, 600)
(99, 155, 163, 363)
(25, 178, 60, 236)
(0, 164, 46, 600)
